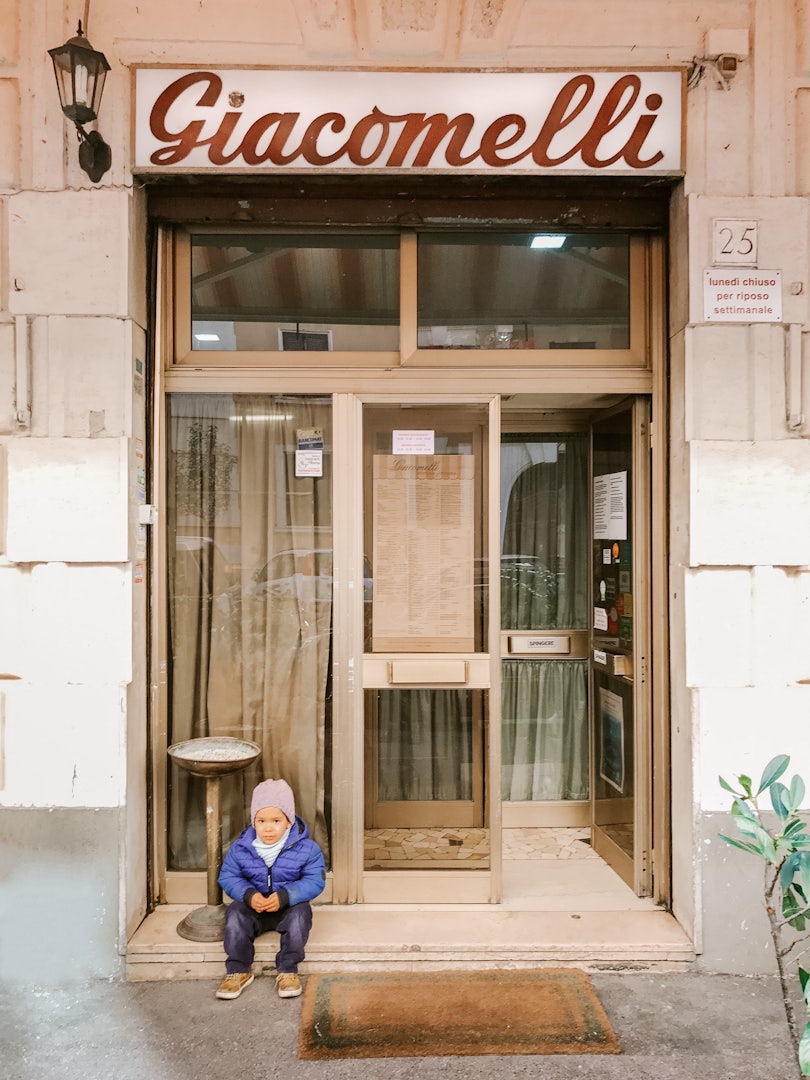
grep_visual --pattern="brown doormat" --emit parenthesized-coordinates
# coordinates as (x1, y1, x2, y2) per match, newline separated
(298, 969, 620, 1059)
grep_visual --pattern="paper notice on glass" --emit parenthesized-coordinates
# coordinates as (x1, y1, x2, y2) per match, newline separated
(594, 607, 608, 631)
(393, 430, 435, 455)
(295, 449, 323, 477)
(599, 687, 625, 793)
(372, 454, 474, 651)
(593, 471, 627, 540)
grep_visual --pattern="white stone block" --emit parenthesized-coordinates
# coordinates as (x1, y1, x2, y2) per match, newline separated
(0, 562, 27, 678)
(29, 563, 132, 685)
(6, 437, 128, 562)
(751, 566, 810, 686)
(0, 322, 15, 433)
(7, 190, 130, 317)
(0, 682, 125, 808)
(689, 440, 810, 566)
(40, 317, 130, 438)
(684, 568, 753, 687)
(685, 324, 755, 440)
(689, 196, 809, 327)
(696, 686, 810, 811)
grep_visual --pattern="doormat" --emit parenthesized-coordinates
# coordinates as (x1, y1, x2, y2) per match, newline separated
(298, 969, 620, 1059)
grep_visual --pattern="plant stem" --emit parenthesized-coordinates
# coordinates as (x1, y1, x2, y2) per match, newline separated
(765, 861, 803, 1074)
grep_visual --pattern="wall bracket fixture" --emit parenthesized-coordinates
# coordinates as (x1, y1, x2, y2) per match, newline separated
(48, 21, 111, 182)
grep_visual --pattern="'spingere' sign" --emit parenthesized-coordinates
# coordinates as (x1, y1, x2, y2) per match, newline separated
(134, 69, 683, 174)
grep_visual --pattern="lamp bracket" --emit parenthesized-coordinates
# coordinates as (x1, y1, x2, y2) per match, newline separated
(75, 125, 111, 183)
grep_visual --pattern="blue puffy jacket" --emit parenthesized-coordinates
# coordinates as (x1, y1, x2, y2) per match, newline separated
(218, 815, 326, 910)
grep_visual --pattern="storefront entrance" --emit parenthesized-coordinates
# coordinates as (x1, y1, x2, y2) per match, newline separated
(154, 213, 668, 912)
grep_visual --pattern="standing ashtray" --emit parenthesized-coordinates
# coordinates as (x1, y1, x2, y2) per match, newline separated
(167, 736, 261, 942)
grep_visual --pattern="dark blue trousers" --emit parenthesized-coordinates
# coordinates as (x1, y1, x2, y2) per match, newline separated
(223, 899, 313, 975)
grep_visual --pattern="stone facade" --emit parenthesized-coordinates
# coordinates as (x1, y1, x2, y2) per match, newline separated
(1, 1, 809, 980)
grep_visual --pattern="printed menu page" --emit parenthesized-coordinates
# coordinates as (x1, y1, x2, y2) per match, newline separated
(372, 455, 475, 651)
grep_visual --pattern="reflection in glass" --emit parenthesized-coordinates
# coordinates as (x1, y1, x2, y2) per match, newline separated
(190, 234, 399, 352)
(418, 233, 630, 351)
(500, 434, 589, 802)
(166, 393, 332, 870)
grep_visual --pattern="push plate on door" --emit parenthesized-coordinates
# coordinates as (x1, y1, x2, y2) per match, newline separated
(508, 634, 571, 655)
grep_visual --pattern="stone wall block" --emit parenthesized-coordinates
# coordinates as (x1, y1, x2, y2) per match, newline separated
(688, 196, 809, 327)
(0, 562, 27, 678)
(7, 190, 131, 317)
(0, 79, 20, 191)
(751, 566, 810, 686)
(697, 686, 810, 813)
(0, 682, 125, 807)
(684, 567, 753, 687)
(5, 436, 128, 562)
(43, 316, 130, 438)
(0, 321, 15, 433)
(685, 324, 755, 440)
(0, 0, 18, 66)
(689, 440, 810, 566)
(29, 562, 132, 685)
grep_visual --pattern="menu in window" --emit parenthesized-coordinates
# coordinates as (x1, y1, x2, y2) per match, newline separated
(372, 455, 475, 651)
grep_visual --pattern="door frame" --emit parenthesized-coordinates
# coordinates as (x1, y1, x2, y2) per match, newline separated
(589, 397, 653, 894)
(150, 224, 670, 911)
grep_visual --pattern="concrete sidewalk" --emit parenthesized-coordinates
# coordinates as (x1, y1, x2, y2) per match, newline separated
(3, 972, 800, 1080)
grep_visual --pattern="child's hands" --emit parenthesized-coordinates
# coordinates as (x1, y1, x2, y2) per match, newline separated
(250, 891, 281, 914)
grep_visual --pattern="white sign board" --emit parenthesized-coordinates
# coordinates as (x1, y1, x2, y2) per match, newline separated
(134, 69, 684, 175)
(704, 269, 782, 322)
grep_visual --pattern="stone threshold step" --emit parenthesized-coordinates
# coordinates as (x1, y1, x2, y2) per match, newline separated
(126, 904, 694, 981)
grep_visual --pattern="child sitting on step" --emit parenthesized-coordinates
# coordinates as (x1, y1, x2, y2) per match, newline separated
(215, 777, 326, 1001)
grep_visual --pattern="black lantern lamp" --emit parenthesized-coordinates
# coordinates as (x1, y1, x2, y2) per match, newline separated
(48, 22, 111, 182)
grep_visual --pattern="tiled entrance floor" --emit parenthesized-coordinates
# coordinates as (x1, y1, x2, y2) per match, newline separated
(364, 827, 599, 865)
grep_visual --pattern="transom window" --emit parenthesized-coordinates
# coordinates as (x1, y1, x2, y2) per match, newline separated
(172, 228, 647, 368)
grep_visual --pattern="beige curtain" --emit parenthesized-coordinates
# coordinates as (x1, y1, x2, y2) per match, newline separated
(167, 393, 332, 869)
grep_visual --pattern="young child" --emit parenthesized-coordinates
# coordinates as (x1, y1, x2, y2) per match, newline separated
(215, 777, 326, 1000)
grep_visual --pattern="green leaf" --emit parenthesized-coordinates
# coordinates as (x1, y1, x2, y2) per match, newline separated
(731, 797, 757, 822)
(791, 775, 806, 810)
(719, 833, 767, 857)
(782, 888, 806, 931)
(739, 774, 753, 797)
(800, 967, 810, 1005)
(799, 1020, 810, 1075)
(757, 755, 790, 794)
(781, 851, 800, 887)
(719, 775, 738, 795)
(770, 782, 790, 820)
(798, 853, 810, 898)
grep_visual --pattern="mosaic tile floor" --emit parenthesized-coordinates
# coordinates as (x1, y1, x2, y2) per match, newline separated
(364, 827, 599, 866)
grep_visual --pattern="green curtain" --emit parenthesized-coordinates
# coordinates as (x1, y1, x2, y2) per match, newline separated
(377, 690, 472, 801)
(500, 435, 589, 802)
(501, 660, 588, 801)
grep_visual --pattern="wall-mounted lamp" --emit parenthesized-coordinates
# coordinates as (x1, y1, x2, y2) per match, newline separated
(48, 22, 111, 182)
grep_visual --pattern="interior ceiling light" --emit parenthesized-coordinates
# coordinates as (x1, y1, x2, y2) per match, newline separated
(530, 235, 567, 250)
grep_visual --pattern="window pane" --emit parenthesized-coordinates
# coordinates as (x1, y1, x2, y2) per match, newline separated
(417, 233, 630, 351)
(190, 234, 400, 352)
(166, 393, 333, 870)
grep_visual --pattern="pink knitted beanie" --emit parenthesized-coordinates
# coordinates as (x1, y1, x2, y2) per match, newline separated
(250, 778, 295, 826)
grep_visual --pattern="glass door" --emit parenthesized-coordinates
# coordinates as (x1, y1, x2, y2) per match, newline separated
(362, 402, 495, 879)
(590, 398, 652, 894)
(499, 428, 590, 828)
